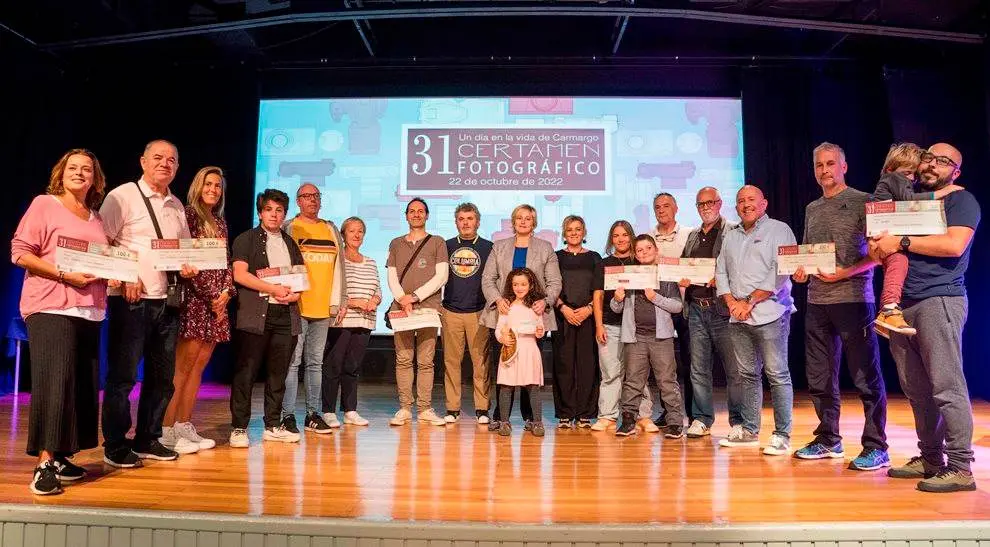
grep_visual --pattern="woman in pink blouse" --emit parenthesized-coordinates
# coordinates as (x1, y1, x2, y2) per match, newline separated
(11, 149, 110, 496)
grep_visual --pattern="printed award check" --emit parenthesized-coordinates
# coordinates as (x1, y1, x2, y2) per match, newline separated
(150, 238, 228, 271)
(865, 201, 947, 237)
(776, 243, 837, 275)
(603, 265, 658, 290)
(386, 309, 442, 332)
(657, 257, 717, 285)
(257, 265, 311, 294)
(54, 236, 139, 283)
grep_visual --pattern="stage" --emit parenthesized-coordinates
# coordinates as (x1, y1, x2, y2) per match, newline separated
(0, 384, 989, 546)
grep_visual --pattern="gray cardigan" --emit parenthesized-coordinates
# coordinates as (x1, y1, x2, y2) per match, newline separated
(609, 282, 683, 343)
(480, 236, 562, 331)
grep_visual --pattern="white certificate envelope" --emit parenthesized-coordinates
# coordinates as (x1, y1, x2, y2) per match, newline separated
(150, 238, 228, 271)
(865, 201, 947, 237)
(387, 309, 442, 332)
(54, 236, 139, 283)
(776, 243, 837, 275)
(257, 265, 311, 294)
(603, 265, 658, 290)
(657, 257, 717, 285)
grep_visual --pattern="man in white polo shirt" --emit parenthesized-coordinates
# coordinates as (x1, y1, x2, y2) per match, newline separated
(100, 140, 197, 467)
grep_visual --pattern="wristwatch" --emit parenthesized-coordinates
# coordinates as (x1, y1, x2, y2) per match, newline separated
(742, 294, 753, 304)
(900, 236, 911, 251)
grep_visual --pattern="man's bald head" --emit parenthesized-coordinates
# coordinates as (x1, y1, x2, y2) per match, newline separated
(929, 143, 963, 169)
(736, 185, 765, 202)
(735, 185, 768, 228)
(918, 142, 963, 190)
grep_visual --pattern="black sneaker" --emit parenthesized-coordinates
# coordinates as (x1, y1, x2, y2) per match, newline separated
(103, 447, 140, 468)
(615, 412, 638, 437)
(30, 461, 62, 495)
(54, 456, 86, 481)
(577, 418, 593, 429)
(134, 440, 178, 461)
(663, 425, 684, 439)
(558, 418, 573, 429)
(305, 412, 333, 434)
(282, 414, 300, 434)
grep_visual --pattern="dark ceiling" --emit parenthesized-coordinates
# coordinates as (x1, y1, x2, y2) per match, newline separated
(1, 1, 986, 71)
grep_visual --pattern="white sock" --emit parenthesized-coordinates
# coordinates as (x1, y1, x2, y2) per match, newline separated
(883, 303, 897, 310)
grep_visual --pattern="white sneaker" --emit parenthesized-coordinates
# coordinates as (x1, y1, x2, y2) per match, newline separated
(229, 428, 249, 448)
(477, 414, 490, 425)
(443, 413, 458, 423)
(322, 413, 342, 429)
(763, 433, 790, 456)
(390, 408, 413, 426)
(418, 408, 447, 426)
(344, 411, 369, 426)
(718, 425, 760, 447)
(686, 419, 711, 438)
(176, 422, 216, 450)
(590, 418, 615, 431)
(263, 426, 301, 443)
(160, 427, 200, 455)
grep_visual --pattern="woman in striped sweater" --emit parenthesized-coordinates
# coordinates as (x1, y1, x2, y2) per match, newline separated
(323, 216, 381, 427)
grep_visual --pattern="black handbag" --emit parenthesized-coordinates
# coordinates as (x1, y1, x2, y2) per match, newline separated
(385, 234, 433, 329)
(134, 182, 186, 308)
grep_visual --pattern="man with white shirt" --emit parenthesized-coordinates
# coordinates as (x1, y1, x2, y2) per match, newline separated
(100, 140, 197, 466)
(386, 198, 449, 426)
(648, 192, 693, 429)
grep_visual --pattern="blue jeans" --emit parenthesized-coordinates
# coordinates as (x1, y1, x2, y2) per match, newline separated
(687, 302, 742, 428)
(728, 312, 793, 438)
(282, 317, 329, 416)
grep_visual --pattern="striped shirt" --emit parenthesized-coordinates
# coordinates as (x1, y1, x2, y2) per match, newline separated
(338, 256, 381, 330)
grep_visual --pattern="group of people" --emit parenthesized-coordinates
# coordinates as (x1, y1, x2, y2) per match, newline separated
(12, 138, 978, 499)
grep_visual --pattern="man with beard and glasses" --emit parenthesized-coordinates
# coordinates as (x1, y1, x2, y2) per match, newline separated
(871, 143, 980, 493)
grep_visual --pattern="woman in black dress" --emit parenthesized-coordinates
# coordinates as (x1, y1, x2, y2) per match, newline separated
(551, 215, 603, 428)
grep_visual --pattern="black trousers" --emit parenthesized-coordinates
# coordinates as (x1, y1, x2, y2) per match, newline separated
(230, 306, 298, 429)
(550, 313, 599, 420)
(805, 302, 887, 450)
(25, 314, 100, 457)
(323, 327, 370, 413)
(102, 297, 179, 452)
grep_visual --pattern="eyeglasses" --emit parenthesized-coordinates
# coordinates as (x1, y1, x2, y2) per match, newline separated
(696, 199, 722, 209)
(920, 152, 958, 169)
(297, 192, 321, 200)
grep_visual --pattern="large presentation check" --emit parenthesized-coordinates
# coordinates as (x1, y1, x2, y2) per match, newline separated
(657, 257, 717, 285)
(387, 309, 442, 332)
(865, 201, 947, 237)
(603, 265, 657, 290)
(777, 243, 837, 275)
(150, 238, 228, 271)
(257, 265, 311, 294)
(54, 236, 139, 283)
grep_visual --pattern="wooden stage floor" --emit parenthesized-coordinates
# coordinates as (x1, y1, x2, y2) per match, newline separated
(1, 384, 989, 525)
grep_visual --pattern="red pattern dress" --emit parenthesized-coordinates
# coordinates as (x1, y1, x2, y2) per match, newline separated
(179, 206, 235, 343)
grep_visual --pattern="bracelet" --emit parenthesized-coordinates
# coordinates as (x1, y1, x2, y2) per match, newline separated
(58, 271, 65, 284)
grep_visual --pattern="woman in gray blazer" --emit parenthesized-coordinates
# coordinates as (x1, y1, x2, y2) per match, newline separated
(480, 204, 562, 433)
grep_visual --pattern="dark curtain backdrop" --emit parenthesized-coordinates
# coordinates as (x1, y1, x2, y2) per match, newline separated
(2, 53, 988, 397)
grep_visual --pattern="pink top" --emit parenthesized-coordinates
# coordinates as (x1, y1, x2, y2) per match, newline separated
(11, 195, 109, 318)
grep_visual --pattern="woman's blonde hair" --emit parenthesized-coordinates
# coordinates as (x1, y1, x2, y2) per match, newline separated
(341, 216, 366, 247)
(560, 215, 586, 243)
(511, 204, 538, 233)
(881, 142, 922, 175)
(47, 148, 106, 210)
(187, 166, 226, 238)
